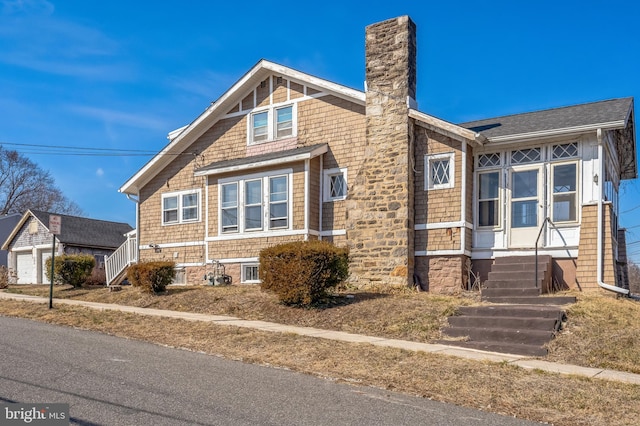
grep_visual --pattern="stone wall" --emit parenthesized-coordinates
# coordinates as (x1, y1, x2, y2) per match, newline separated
(345, 16, 417, 286)
(416, 255, 467, 294)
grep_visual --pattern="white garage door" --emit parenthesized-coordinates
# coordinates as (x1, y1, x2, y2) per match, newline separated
(16, 252, 34, 284)
(41, 252, 52, 284)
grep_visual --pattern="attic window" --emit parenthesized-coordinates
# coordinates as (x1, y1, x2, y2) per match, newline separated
(248, 104, 297, 145)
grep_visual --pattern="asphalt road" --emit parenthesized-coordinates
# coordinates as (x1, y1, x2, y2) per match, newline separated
(0, 316, 541, 425)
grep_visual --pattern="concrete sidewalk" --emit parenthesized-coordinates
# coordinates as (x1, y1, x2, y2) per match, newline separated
(2, 291, 639, 386)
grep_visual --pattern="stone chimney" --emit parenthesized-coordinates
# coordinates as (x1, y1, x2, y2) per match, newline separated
(345, 16, 417, 286)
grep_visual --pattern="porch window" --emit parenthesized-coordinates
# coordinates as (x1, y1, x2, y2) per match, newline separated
(552, 142, 578, 159)
(425, 153, 455, 190)
(478, 171, 500, 227)
(511, 148, 541, 165)
(162, 190, 200, 225)
(552, 163, 577, 222)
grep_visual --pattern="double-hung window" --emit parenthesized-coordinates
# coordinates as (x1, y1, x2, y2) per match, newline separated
(249, 104, 296, 144)
(162, 190, 200, 225)
(219, 171, 291, 234)
(425, 153, 455, 190)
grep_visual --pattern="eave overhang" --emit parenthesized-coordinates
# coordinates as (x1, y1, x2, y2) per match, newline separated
(409, 109, 486, 145)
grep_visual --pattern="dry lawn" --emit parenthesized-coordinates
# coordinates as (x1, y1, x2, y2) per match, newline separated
(2, 284, 640, 425)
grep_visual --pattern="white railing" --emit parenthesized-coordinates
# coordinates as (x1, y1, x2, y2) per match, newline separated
(105, 237, 137, 285)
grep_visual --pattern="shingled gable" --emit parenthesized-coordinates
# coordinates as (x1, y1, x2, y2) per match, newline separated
(119, 59, 478, 195)
(2, 210, 133, 250)
(119, 60, 365, 195)
(460, 97, 637, 179)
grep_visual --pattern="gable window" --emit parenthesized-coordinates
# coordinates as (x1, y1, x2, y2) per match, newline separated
(252, 111, 269, 142)
(323, 168, 348, 201)
(219, 170, 291, 234)
(242, 263, 260, 283)
(478, 153, 501, 168)
(276, 106, 293, 138)
(478, 171, 500, 227)
(249, 104, 297, 144)
(162, 190, 200, 225)
(552, 163, 578, 222)
(425, 153, 455, 190)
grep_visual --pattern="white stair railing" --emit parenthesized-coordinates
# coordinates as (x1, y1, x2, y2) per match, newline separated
(105, 236, 137, 285)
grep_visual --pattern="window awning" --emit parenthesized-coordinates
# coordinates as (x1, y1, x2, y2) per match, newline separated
(194, 143, 328, 177)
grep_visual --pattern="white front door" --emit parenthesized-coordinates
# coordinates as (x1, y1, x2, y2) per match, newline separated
(508, 166, 544, 248)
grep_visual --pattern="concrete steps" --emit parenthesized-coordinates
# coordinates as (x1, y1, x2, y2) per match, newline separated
(439, 256, 575, 356)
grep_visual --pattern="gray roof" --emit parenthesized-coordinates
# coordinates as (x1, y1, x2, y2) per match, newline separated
(460, 97, 634, 139)
(196, 143, 328, 175)
(31, 210, 133, 249)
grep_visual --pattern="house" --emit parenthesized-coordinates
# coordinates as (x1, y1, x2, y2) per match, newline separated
(0, 213, 22, 267)
(117, 16, 636, 296)
(2, 210, 133, 284)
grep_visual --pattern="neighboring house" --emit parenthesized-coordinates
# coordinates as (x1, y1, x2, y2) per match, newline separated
(2, 210, 133, 284)
(0, 213, 22, 267)
(118, 16, 636, 294)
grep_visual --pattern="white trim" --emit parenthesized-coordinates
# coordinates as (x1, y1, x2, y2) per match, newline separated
(319, 155, 324, 237)
(471, 248, 578, 260)
(323, 167, 348, 201)
(194, 145, 327, 177)
(488, 121, 626, 144)
(320, 229, 346, 237)
(175, 262, 206, 267)
(409, 109, 485, 144)
(415, 250, 472, 257)
(207, 229, 309, 242)
(415, 221, 473, 230)
(461, 141, 467, 254)
(304, 159, 310, 240)
(214, 257, 259, 264)
(425, 152, 455, 190)
(141, 241, 205, 249)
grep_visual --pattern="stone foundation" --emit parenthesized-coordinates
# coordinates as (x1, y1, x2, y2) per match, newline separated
(415, 255, 469, 294)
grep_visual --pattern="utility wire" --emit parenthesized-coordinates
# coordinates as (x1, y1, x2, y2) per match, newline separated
(0, 141, 194, 157)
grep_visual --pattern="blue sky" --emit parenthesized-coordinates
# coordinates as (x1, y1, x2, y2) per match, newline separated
(1, 1, 639, 259)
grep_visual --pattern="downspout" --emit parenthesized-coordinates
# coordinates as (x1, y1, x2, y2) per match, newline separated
(596, 129, 630, 296)
(461, 141, 467, 255)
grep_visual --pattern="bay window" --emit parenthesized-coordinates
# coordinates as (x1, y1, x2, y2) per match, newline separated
(219, 170, 291, 234)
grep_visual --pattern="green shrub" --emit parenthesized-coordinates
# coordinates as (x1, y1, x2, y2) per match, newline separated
(259, 240, 349, 306)
(127, 261, 176, 294)
(45, 254, 96, 287)
(0, 266, 8, 289)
